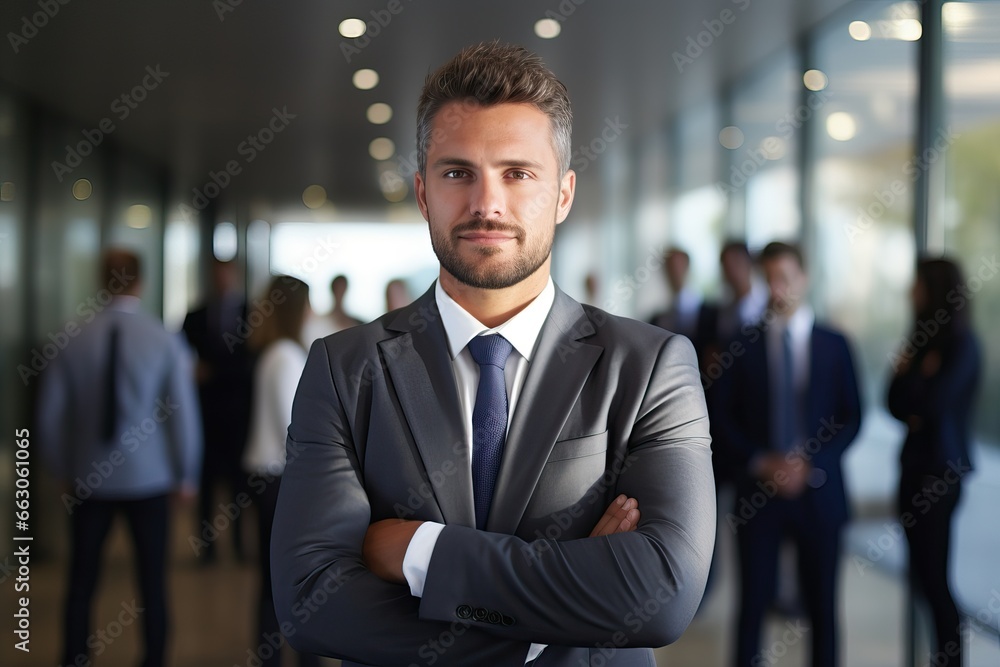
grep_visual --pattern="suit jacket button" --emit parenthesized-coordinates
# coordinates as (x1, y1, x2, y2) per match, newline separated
(456, 605, 472, 619)
(501, 614, 515, 626)
(473, 607, 488, 621)
(487, 611, 502, 624)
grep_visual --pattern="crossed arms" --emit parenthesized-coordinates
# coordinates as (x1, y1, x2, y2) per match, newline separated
(271, 333, 715, 665)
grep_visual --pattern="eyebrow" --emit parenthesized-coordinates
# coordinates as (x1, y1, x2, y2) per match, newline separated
(432, 157, 546, 170)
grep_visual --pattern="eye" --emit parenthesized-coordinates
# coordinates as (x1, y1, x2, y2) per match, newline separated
(443, 169, 468, 179)
(507, 170, 530, 180)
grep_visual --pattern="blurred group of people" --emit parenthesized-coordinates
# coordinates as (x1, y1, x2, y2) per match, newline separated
(36, 248, 414, 667)
(648, 240, 979, 667)
(34, 240, 980, 667)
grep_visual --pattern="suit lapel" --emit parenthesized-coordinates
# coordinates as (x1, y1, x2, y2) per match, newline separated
(380, 287, 475, 527)
(487, 288, 603, 534)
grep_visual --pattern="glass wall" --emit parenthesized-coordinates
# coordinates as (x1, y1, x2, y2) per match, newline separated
(943, 0, 1000, 441)
(727, 48, 801, 250)
(808, 0, 919, 406)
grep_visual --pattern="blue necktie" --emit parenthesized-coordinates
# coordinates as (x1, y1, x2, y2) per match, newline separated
(102, 325, 120, 444)
(468, 334, 514, 530)
(775, 327, 797, 452)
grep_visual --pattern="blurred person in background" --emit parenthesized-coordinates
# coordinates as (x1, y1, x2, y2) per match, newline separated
(37, 248, 202, 667)
(717, 240, 768, 342)
(182, 258, 255, 563)
(385, 277, 413, 311)
(650, 246, 716, 348)
(888, 257, 980, 667)
(303, 273, 364, 344)
(242, 275, 319, 667)
(716, 241, 862, 667)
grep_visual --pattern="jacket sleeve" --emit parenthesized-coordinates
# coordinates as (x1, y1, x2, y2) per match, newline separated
(270, 340, 532, 666)
(416, 334, 715, 648)
(806, 333, 863, 474)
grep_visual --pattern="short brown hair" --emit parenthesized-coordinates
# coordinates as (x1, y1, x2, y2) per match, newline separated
(416, 41, 573, 176)
(758, 241, 805, 270)
(101, 248, 142, 291)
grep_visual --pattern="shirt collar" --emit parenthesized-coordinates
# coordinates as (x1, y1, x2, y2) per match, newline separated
(108, 295, 142, 313)
(785, 304, 815, 340)
(435, 277, 555, 362)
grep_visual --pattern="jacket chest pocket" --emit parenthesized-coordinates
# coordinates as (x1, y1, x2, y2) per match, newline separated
(519, 430, 610, 538)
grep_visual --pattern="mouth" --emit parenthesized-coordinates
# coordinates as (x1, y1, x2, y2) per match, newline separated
(458, 231, 517, 246)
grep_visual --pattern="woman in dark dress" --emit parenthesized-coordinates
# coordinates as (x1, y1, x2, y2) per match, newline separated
(888, 258, 980, 667)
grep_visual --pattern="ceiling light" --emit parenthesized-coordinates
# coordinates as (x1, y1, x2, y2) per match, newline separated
(125, 204, 152, 229)
(72, 179, 93, 201)
(803, 69, 828, 91)
(353, 69, 379, 90)
(826, 112, 857, 141)
(302, 185, 327, 209)
(534, 18, 561, 39)
(366, 102, 393, 125)
(849, 20, 872, 41)
(339, 18, 366, 38)
(718, 126, 744, 150)
(369, 137, 395, 161)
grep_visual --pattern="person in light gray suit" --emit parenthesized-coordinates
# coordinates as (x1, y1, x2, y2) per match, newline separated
(37, 248, 202, 667)
(271, 43, 715, 667)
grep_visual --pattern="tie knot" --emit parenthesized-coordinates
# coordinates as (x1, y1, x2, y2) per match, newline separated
(468, 334, 513, 369)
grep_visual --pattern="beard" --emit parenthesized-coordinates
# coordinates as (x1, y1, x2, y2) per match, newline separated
(430, 218, 554, 290)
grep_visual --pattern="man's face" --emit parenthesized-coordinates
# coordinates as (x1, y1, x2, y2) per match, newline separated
(762, 254, 807, 314)
(721, 250, 750, 293)
(415, 102, 575, 290)
(665, 253, 688, 293)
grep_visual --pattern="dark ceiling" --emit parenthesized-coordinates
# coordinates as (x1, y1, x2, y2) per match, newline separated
(0, 0, 855, 217)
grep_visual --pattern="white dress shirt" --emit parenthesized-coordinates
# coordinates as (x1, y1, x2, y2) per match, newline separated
(766, 304, 814, 449)
(242, 338, 308, 476)
(402, 277, 554, 663)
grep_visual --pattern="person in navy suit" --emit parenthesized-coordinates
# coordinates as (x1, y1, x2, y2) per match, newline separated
(716, 241, 862, 667)
(888, 257, 980, 667)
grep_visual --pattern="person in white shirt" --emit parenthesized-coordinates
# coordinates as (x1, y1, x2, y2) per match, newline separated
(242, 275, 319, 667)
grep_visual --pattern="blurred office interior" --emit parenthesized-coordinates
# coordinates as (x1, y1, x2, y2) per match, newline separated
(1, 1, 999, 665)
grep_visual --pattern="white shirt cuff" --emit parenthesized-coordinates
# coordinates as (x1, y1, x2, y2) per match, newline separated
(526, 643, 547, 663)
(401, 521, 445, 598)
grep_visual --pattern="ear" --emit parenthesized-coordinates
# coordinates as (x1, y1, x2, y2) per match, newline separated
(414, 171, 430, 222)
(555, 169, 576, 225)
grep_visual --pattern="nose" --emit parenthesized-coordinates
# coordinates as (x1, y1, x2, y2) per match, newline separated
(469, 175, 506, 220)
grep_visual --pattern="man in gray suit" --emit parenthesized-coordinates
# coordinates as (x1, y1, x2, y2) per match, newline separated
(37, 248, 202, 667)
(272, 42, 715, 666)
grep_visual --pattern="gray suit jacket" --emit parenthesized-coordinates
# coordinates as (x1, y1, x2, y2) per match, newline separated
(272, 284, 714, 666)
(37, 297, 202, 501)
